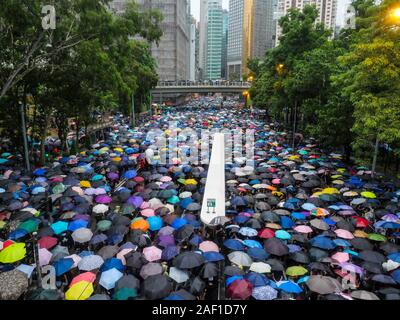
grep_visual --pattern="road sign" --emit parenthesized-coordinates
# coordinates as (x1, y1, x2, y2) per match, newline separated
(207, 199, 216, 208)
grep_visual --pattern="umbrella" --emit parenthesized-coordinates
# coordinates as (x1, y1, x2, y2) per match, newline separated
(116, 274, 141, 290)
(71, 228, 93, 243)
(113, 287, 138, 300)
(70, 272, 97, 287)
(53, 258, 74, 276)
(252, 285, 278, 300)
(143, 275, 172, 300)
(0, 242, 26, 263)
(351, 290, 380, 300)
(140, 262, 163, 279)
(227, 251, 253, 267)
(169, 267, 189, 283)
(173, 252, 205, 269)
(143, 246, 162, 262)
(286, 266, 308, 277)
(227, 279, 253, 300)
(264, 238, 289, 256)
(306, 275, 342, 295)
(65, 281, 94, 300)
(78, 255, 104, 271)
(99, 268, 124, 290)
(277, 280, 303, 294)
(0, 269, 29, 300)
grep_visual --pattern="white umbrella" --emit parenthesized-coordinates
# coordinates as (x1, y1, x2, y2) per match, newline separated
(72, 228, 93, 243)
(93, 204, 109, 214)
(168, 267, 189, 283)
(250, 262, 271, 274)
(228, 251, 253, 267)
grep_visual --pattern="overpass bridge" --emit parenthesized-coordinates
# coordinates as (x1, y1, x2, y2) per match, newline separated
(151, 81, 251, 95)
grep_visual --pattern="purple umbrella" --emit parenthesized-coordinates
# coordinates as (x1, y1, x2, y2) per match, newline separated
(127, 196, 144, 208)
(96, 195, 113, 204)
(73, 214, 91, 221)
(288, 244, 302, 253)
(158, 235, 175, 248)
(90, 234, 108, 245)
(158, 226, 175, 236)
(107, 172, 119, 181)
(162, 246, 180, 261)
(340, 262, 364, 275)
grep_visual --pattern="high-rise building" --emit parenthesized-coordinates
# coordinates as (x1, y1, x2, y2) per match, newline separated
(195, 21, 200, 80)
(189, 16, 197, 81)
(199, 0, 223, 80)
(221, 10, 229, 79)
(266, 0, 277, 50)
(111, 0, 191, 82)
(227, 0, 243, 81)
(227, 0, 270, 80)
(275, 0, 338, 46)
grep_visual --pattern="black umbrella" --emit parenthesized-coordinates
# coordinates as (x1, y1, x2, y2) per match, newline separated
(260, 211, 280, 223)
(265, 258, 285, 271)
(264, 238, 289, 256)
(358, 250, 386, 264)
(143, 275, 172, 300)
(379, 242, 400, 254)
(125, 252, 146, 269)
(245, 219, 262, 229)
(350, 238, 373, 251)
(175, 224, 194, 241)
(116, 274, 141, 290)
(224, 265, 245, 276)
(188, 276, 206, 296)
(309, 247, 329, 262)
(26, 289, 62, 300)
(201, 262, 218, 279)
(371, 274, 397, 285)
(308, 262, 331, 273)
(289, 251, 310, 264)
(172, 289, 196, 300)
(173, 252, 205, 269)
(361, 261, 383, 274)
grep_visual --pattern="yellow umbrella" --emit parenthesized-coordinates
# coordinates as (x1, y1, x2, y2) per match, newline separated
(65, 281, 94, 300)
(265, 223, 281, 230)
(0, 221, 6, 229)
(312, 191, 323, 197)
(361, 191, 376, 199)
(331, 180, 344, 185)
(184, 179, 198, 185)
(112, 157, 122, 162)
(80, 181, 91, 188)
(286, 266, 308, 277)
(337, 168, 346, 173)
(353, 230, 369, 238)
(288, 155, 300, 161)
(322, 188, 340, 195)
(331, 174, 342, 179)
(114, 148, 123, 153)
(0, 243, 26, 263)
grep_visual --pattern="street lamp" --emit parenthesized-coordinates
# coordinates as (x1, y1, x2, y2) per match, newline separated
(276, 63, 285, 75)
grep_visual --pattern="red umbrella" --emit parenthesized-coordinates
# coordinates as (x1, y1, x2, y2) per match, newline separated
(38, 236, 58, 249)
(227, 279, 253, 300)
(352, 216, 369, 228)
(258, 228, 275, 239)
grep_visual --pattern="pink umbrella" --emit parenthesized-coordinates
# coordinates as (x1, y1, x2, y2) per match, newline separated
(140, 201, 150, 209)
(39, 248, 52, 266)
(117, 248, 134, 265)
(158, 226, 175, 236)
(334, 229, 354, 240)
(143, 246, 162, 262)
(134, 176, 145, 183)
(65, 254, 82, 268)
(71, 186, 84, 196)
(160, 176, 172, 182)
(294, 225, 313, 234)
(51, 177, 64, 183)
(69, 272, 96, 287)
(85, 188, 97, 196)
(337, 210, 355, 216)
(94, 188, 107, 195)
(141, 208, 155, 218)
(199, 241, 219, 252)
(272, 179, 281, 185)
(331, 252, 349, 264)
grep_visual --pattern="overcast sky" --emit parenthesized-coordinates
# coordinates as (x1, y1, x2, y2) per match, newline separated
(190, 0, 349, 26)
(191, 0, 229, 21)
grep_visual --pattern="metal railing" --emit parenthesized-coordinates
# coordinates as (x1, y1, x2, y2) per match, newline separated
(156, 81, 251, 88)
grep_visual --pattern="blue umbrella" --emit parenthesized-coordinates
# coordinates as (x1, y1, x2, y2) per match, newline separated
(243, 239, 262, 249)
(245, 272, 270, 287)
(68, 219, 89, 232)
(189, 235, 203, 246)
(162, 246, 180, 261)
(333, 239, 351, 247)
(388, 253, 400, 263)
(297, 276, 310, 285)
(180, 198, 193, 209)
(391, 269, 400, 284)
(381, 222, 400, 229)
(90, 234, 108, 245)
(231, 196, 247, 206)
(53, 258, 74, 276)
(226, 276, 244, 287)
(234, 215, 249, 224)
(275, 230, 291, 240)
(33, 168, 47, 176)
(291, 212, 306, 220)
(287, 244, 302, 253)
(164, 294, 185, 300)
(203, 251, 224, 262)
(223, 239, 245, 251)
(123, 170, 137, 179)
(172, 218, 188, 229)
(147, 216, 163, 231)
(247, 247, 269, 260)
(79, 251, 94, 258)
(100, 258, 125, 273)
(50, 221, 69, 235)
(8, 229, 28, 240)
(280, 216, 295, 229)
(100, 268, 123, 290)
(277, 280, 303, 293)
(343, 249, 359, 257)
(310, 236, 336, 250)
(323, 217, 337, 226)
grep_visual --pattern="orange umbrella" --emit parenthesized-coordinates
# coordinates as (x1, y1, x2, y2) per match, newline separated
(69, 272, 97, 287)
(131, 219, 150, 232)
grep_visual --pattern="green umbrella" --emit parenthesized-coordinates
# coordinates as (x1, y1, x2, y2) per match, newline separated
(18, 220, 38, 233)
(113, 287, 137, 300)
(368, 233, 387, 242)
(97, 220, 112, 232)
(167, 196, 180, 204)
(52, 184, 66, 194)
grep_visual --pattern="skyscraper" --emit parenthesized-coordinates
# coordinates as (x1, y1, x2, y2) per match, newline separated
(265, 0, 277, 50)
(275, 0, 338, 46)
(112, 0, 191, 81)
(199, 0, 223, 80)
(227, 0, 270, 80)
(221, 10, 229, 79)
(189, 16, 197, 81)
